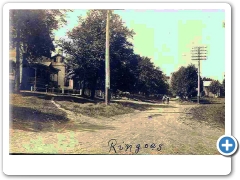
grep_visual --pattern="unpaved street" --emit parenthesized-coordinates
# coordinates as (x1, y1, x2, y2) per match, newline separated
(10, 100, 224, 155)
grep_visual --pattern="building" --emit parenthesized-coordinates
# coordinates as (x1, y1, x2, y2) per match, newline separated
(10, 49, 74, 91)
(50, 54, 66, 88)
(203, 81, 220, 97)
(21, 59, 60, 90)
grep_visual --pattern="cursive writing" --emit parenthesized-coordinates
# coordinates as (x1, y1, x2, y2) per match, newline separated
(108, 139, 163, 154)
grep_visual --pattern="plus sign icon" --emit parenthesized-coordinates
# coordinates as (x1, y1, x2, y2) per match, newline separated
(217, 135, 238, 156)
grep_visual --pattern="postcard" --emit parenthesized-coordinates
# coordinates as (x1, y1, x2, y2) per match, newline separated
(3, 2, 234, 175)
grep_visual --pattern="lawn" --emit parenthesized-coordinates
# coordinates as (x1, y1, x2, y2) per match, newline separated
(57, 101, 135, 118)
(9, 92, 177, 134)
(10, 92, 156, 131)
(10, 93, 69, 132)
(179, 97, 225, 129)
(186, 104, 225, 129)
(55, 98, 175, 118)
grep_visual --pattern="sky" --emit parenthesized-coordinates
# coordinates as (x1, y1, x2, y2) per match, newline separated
(54, 9, 225, 81)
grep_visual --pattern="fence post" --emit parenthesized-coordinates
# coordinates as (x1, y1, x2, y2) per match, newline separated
(31, 86, 33, 92)
(62, 88, 64, 94)
(80, 89, 82, 96)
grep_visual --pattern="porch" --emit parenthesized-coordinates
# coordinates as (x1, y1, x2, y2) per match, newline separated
(21, 62, 60, 91)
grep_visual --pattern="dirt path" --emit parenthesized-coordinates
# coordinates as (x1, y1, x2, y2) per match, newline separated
(10, 100, 224, 155)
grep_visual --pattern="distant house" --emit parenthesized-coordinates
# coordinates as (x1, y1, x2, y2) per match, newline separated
(203, 81, 220, 97)
(9, 50, 74, 91)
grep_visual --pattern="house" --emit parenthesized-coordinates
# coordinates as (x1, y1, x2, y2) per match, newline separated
(21, 59, 60, 90)
(203, 81, 220, 97)
(9, 49, 74, 91)
(50, 54, 67, 88)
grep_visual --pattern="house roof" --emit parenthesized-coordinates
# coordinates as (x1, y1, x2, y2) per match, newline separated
(203, 81, 212, 87)
(41, 62, 52, 66)
(29, 62, 60, 74)
(51, 54, 65, 59)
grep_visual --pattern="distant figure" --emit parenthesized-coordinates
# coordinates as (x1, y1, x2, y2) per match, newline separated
(166, 96, 170, 104)
(162, 95, 170, 104)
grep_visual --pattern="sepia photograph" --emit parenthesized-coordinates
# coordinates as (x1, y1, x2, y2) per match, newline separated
(9, 7, 226, 156)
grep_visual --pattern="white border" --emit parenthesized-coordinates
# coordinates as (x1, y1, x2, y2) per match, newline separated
(3, 3, 231, 175)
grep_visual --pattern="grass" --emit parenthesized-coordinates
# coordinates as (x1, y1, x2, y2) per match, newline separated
(20, 91, 176, 118)
(56, 101, 135, 118)
(192, 97, 225, 104)
(186, 103, 225, 129)
(56, 99, 175, 118)
(179, 96, 225, 105)
(11, 92, 173, 132)
(10, 93, 117, 132)
(10, 93, 69, 132)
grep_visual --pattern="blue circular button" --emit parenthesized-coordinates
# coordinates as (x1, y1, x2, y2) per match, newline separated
(217, 135, 238, 156)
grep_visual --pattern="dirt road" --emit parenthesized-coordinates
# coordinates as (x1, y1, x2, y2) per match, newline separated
(10, 100, 224, 155)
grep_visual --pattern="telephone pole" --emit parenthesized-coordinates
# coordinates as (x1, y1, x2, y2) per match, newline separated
(191, 46, 207, 104)
(105, 10, 110, 105)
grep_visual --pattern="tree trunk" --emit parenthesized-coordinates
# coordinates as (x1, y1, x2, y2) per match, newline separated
(145, 92, 149, 98)
(14, 24, 21, 93)
(90, 87, 95, 99)
(81, 80, 85, 96)
(90, 78, 97, 99)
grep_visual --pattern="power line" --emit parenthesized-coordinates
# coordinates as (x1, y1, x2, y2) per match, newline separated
(191, 46, 208, 104)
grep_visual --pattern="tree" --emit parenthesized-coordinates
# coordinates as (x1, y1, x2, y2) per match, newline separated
(135, 56, 168, 96)
(170, 64, 202, 99)
(60, 10, 169, 99)
(202, 77, 214, 81)
(209, 80, 221, 96)
(10, 10, 68, 92)
(221, 78, 225, 96)
(60, 10, 135, 98)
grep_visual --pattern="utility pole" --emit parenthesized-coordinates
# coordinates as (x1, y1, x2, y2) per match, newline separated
(191, 46, 207, 104)
(198, 60, 200, 103)
(105, 10, 110, 105)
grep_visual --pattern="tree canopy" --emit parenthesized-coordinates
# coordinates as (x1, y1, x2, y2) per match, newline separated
(222, 78, 225, 96)
(209, 80, 221, 95)
(10, 10, 69, 92)
(10, 10, 68, 59)
(10, 10, 170, 98)
(170, 64, 203, 99)
(202, 77, 214, 81)
(59, 10, 169, 98)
